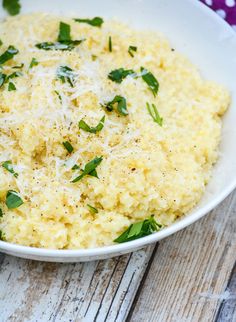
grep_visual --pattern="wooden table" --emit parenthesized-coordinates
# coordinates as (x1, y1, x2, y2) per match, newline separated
(0, 191, 235, 322)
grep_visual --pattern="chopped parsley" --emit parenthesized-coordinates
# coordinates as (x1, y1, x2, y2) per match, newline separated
(29, 58, 38, 69)
(87, 204, 98, 214)
(63, 141, 74, 154)
(72, 156, 103, 183)
(55, 90, 62, 102)
(0, 39, 2, 47)
(6, 190, 23, 209)
(0, 230, 4, 240)
(13, 63, 24, 69)
(74, 17, 104, 27)
(146, 103, 163, 126)
(36, 22, 85, 51)
(0, 208, 3, 217)
(79, 116, 105, 134)
(128, 46, 137, 57)
(57, 66, 76, 87)
(72, 164, 80, 170)
(3, 0, 21, 16)
(8, 82, 16, 91)
(109, 36, 112, 52)
(104, 95, 128, 116)
(2, 160, 18, 177)
(114, 215, 162, 243)
(108, 68, 135, 84)
(0, 73, 6, 87)
(0, 46, 19, 65)
(58, 22, 71, 42)
(141, 67, 159, 97)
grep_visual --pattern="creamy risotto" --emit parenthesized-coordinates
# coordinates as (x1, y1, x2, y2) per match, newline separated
(0, 14, 230, 249)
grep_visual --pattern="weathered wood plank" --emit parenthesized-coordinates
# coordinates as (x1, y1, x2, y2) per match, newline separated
(215, 262, 236, 322)
(128, 191, 236, 322)
(0, 245, 155, 322)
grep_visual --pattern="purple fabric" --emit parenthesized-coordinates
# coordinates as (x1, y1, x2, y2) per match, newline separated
(201, 0, 236, 27)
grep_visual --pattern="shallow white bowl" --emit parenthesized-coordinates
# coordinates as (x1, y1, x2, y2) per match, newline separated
(0, 0, 236, 262)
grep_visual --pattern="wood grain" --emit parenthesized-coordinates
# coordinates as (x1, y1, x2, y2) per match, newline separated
(128, 191, 236, 322)
(0, 245, 155, 322)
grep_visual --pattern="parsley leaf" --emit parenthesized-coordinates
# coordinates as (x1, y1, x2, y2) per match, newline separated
(6, 190, 23, 209)
(0, 46, 19, 65)
(63, 141, 74, 154)
(146, 102, 163, 126)
(114, 215, 162, 243)
(57, 66, 76, 87)
(3, 0, 21, 16)
(58, 22, 71, 42)
(87, 204, 98, 214)
(8, 82, 16, 91)
(72, 156, 103, 183)
(36, 22, 85, 51)
(0, 230, 4, 240)
(29, 57, 38, 69)
(74, 17, 104, 27)
(79, 116, 105, 134)
(128, 46, 137, 57)
(72, 164, 80, 170)
(2, 160, 18, 177)
(104, 95, 128, 116)
(109, 36, 112, 52)
(0, 208, 3, 217)
(13, 63, 24, 69)
(141, 67, 159, 97)
(0, 72, 6, 87)
(108, 68, 135, 84)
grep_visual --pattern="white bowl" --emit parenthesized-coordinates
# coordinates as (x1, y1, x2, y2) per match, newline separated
(0, 0, 236, 262)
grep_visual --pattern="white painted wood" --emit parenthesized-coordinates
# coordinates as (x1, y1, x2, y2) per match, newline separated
(0, 245, 155, 322)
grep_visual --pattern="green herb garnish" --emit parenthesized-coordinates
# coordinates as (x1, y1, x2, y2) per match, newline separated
(58, 22, 71, 42)
(146, 103, 163, 126)
(63, 141, 74, 154)
(72, 164, 80, 170)
(141, 67, 159, 97)
(109, 36, 112, 52)
(79, 116, 105, 134)
(0, 40, 3, 47)
(36, 22, 85, 51)
(0, 46, 19, 65)
(57, 66, 76, 87)
(6, 190, 23, 209)
(8, 82, 16, 91)
(13, 63, 24, 69)
(55, 90, 62, 102)
(108, 68, 135, 84)
(3, 0, 21, 16)
(72, 156, 103, 183)
(104, 95, 128, 116)
(114, 215, 162, 243)
(0, 73, 6, 87)
(29, 58, 38, 69)
(0, 208, 3, 217)
(87, 204, 98, 214)
(0, 230, 4, 240)
(2, 160, 18, 177)
(74, 17, 104, 27)
(128, 46, 137, 57)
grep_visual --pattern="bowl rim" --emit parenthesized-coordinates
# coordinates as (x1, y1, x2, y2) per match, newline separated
(0, 0, 236, 259)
